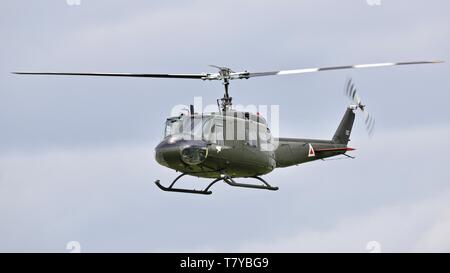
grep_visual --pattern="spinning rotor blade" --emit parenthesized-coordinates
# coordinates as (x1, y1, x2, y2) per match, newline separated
(13, 60, 442, 81)
(344, 78, 376, 137)
(364, 111, 375, 137)
(242, 60, 443, 79)
(345, 77, 362, 106)
(11, 71, 208, 79)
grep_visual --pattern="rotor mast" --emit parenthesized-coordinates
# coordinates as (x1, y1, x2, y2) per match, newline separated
(220, 77, 232, 112)
(210, 65, 235, 112)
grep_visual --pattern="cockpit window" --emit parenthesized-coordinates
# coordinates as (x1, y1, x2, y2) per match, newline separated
(164, 115, 213, 141)
(185, 117, 202, 138)
(164, 117, 183, 137)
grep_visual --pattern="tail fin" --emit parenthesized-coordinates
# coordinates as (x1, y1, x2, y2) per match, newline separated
(332, 107, 355, 145)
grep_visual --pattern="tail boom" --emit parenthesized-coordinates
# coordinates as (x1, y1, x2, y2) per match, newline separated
(274, 107, 356, 168)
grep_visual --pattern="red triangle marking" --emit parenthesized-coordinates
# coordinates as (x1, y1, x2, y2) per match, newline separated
(308, 144, 315, 157)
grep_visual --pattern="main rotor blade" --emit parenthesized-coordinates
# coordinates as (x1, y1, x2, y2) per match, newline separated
(242, 60, 443, 79)
(13, 60, 443, 81)
(11, 71, 208, 79)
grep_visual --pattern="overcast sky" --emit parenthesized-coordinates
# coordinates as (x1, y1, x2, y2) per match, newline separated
(0, 0, 449, 252)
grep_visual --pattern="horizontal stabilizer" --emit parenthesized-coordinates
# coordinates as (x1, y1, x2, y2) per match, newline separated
(315, 147, 355, 152)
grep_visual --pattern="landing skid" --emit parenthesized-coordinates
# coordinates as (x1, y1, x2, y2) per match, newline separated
(154, 173, 278, 195)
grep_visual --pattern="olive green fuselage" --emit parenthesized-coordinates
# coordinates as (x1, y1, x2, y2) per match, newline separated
(154, 135, 348, 179)
(155, 138, 275, 178)
(155, 108, 354, 179)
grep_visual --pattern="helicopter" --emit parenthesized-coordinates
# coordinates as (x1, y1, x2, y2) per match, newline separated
(13, 60, 442, 195)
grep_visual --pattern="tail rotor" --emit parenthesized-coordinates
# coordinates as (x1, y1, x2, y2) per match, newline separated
(344, 78, 375, 137)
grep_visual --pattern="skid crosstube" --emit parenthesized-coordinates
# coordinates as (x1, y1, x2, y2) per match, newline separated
(155, 173, 279, 195)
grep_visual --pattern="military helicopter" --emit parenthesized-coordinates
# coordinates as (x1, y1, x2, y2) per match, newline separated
(13, 60, 442, 195)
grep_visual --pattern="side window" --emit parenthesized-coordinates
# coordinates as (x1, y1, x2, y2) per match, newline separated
(209, 124, 216, 143)
(247, 120, 258, 147)
(224, 116, 235, 142)
(258, 124, 274, 151)
(236, 118, 245, 141)
(215, 124, 224, 145)
(258, 123, 268, 150)
(209, 120, 225, 145)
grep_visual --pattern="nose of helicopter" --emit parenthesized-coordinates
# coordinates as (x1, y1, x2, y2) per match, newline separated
(155, 138, 209, 168)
